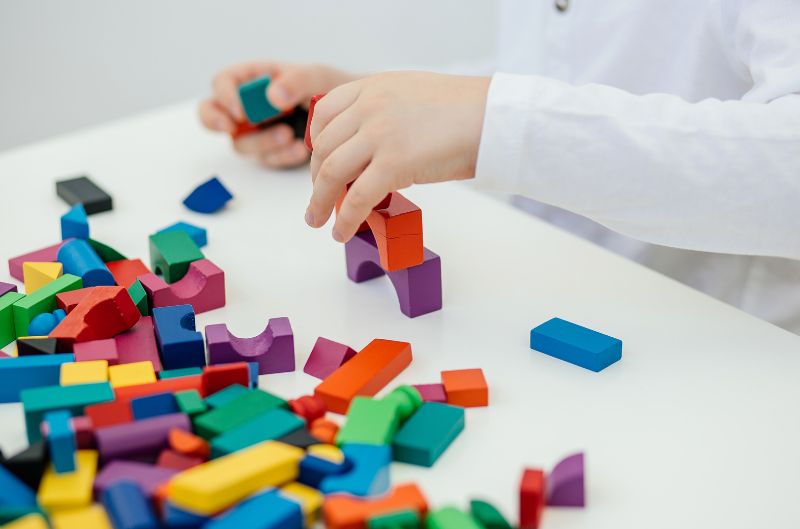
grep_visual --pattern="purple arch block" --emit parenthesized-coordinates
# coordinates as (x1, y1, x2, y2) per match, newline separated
(344, 231, 442, 318)
(546, 452, 585, 507)
(205, 317, 294, 374)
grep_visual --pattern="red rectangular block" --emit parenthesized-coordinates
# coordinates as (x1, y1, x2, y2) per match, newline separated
(86, 399, 134, 428)
(520, 468, 546, 529)
(201, 363, 250, 396)
(107, 258, 151, 288)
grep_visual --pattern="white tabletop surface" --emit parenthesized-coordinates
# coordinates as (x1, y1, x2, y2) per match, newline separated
(1, 101, 799, 528)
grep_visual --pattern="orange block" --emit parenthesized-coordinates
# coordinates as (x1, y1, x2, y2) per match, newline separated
(314, 339, 413, 414)
(441, 368, 488, 407)
(106, 259, 151, 289)
(55, 287, 94, 313)
(323, 483, 428, 529)
(309, 418, 339, 445)
(86, 399, 133, 428)
(168, 428, 210, 459)
(114, 375, 203, 403)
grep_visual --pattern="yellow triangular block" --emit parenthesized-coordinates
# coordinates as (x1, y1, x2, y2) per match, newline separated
(22, 261, 63, 293)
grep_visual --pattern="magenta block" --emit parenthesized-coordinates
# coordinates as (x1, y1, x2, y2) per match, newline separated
(0, 282, 17, 297)
(114, 316, 163, 371)
(72, 416, 96, 449)
(139, 258, 225, 314)
(95, 413, 190, 462)
(205, 317, 294, 374)
(413, 383, 447, 403)
(546, 452, 585, 507)
(344, 231, 442, 318)
(8, 241, 69, 281)
(94, 461, 179, 499)
(73, 339, 119, 365)
(303, 337, 357, 380)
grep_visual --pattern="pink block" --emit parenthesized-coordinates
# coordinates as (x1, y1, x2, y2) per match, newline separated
(139, 258, 225, 314)
(303, 337, 357, 380)
(72, 416, 96, 448)
(73, 339, 119, 365)
(114, 316, 163, 371)
(413, 383, 447, 403)
(8, 240, 70, 281)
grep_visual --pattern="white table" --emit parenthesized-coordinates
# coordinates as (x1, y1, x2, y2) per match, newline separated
(1, 101, 798, 528)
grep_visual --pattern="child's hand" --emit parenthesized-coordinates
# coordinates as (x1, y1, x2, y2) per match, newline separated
(198, 62, 358, 168)
(305, 72, 490, 242)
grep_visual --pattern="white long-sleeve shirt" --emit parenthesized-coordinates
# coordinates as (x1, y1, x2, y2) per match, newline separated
(473, 0, 800, 331)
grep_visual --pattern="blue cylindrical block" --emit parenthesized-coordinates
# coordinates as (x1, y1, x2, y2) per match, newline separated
(101, 480, 158, 529)
(57, 239, 114, 287)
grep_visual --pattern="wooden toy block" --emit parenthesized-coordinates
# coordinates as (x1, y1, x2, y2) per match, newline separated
(210, 407, 305, 457)
(323, 483, 428, 529)
(157, 448, 203, 470)
(278, 428, 324, 450)
(22, 382, 113, 443)
(105, 258, 150, 288)
(298, 453, 349, 489)
(174, 389, 207, 416)
(148, 231, 204, 285)
(108, 360, 156, 388)
(22, 262, 63, 294)
(37, 449, 97, 512)
(114, 375, 202, 404)
(206, 317, 294, 374)
(194, 388, 287, 439)
(0, 281, 17, 297)
(201, 362, 249, 396)
(530, 318, 622, 372)
(205, 489, 303, 529)
(0, 353, 73, 403)
(315, 338, 412, 414)
(336, 397, 400, 447)
(169, 428, 210, 459)
(60, 360, 108, 385)
(304, 93, 324, 151)
(3, 441, 47, 490)
(280, 482, 324, 526)
(49, 286, 140, 348)
(519, 468, 546, 529)
(127, 279, 149, 316)
(441, 369, 488, 407)
(162, 502, 210, 528)
(70, 416, 95, 449)
(308, 443, 345, 463)
(101, 480, 158, 529)
(0, 292, 25, 348)
(1, 514, 48, 529)
(12, 274, 82, 339)
(205, 383, 248, 408)
(50, 505, 112, 529)
(131, 391, 178, 420)
(167, 440, 303, 515)
(95, 413, 190, 462)
(16, 336, 58, 356)
(412, 383, 446, 403)
(85, 398, 133, 429)
(320, 443, 391, 497)
(426, 507, 482, 529)
(0, 463, 37, 510)
(182, 176, 233, 215)
(114, 316, 162, 371)
(73, 338, 118, 364)
(9, 241, 66, 281)
(546, 452, 585, 507)
(60, 204, 89, 240)
(288, 394, 327, 425)
(367, 510, 420, 529)
(232, 105, 308, 140)
(93, 460, 178, 499)
(159, 366, 202, 379)
(345, 231, 442, 318)
(469, 500, 512, 529)
(309, 418, 339, 444)
(304, 337, 357, 380)
(87, 239, 126, 263)
(382, 385, 423, 422)
(152, 305, 205, 370)
(239, 76, 281, 124)
(391, 402, 464, 467)
(157, 221, 208, 247)
(55, 175, 113, 215)
(44, 411, 76, 473)
(57, 239, 114, 287)
(26, 309, 65, 336)
(139, 258, 225, 314)
(55, 287, 91, 313)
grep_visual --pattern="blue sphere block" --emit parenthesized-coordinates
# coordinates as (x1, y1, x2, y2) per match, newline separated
(530, 317, 622, 372)
(60, 204, 89, 240)
(204, 489, 302, 529)
(102, 480, 158, 529)
(57, 239, 114, 287)
(52, 309, 66, 324)
(182, 177, 233, 214)
(157, 221, 208, 248)
(44, 410, 76, 473)
(27, 312, 58, 336)
(319, 443, 391, 497)
(152, 304, 205, 370)
(239, 76, 281, 125)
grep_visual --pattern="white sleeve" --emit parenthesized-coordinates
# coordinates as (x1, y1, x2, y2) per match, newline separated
(474, 2, 800, 260)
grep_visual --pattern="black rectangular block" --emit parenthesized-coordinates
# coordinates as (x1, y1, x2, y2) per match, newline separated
(56, 175, 113, 214)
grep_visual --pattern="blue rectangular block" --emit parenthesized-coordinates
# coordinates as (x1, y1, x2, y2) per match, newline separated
(205, 489, 302, 529)
(239, 76, 281, 125)
(392, 402, 464, 467)
(248, 362, 259, 388)
(163, 502, 210, 528)
(530, 317, 622, 372)
(131, 391, 179, 420)
(0, 354, 75, 403)
(157, 221, 208, 248)
(102, 480, 158, 529)
(153, 305, 205, 370)
(45, 410, 76, 473)
(0, 464, 37, 508)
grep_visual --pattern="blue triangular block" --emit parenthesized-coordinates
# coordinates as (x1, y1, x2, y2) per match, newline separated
(60, 204, 89, 240)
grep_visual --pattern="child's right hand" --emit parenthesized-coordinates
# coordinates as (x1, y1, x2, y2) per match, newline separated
(198, 62, 359, 168)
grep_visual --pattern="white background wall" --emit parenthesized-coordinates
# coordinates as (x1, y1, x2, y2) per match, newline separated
(0, 1, 497, 151)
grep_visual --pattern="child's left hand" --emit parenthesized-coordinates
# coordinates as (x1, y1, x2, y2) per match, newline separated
(304, 71, 490, 242)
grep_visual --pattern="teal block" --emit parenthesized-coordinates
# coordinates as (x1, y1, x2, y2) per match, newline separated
(530, 317, 622, 372)
(159, 367, 203, 380)
(210, 408, 304, 457)
(21, 382, 114, 443)
(148, 230, 203, 283)
(239, 76, 281, 124)
(193, 388, 287, 439)
(205, 383, 248, 408)
(392, 402, 464, 467)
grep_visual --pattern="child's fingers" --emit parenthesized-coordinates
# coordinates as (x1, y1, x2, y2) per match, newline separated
(259, 141, 310, 168)
(308, 81, 361, 149)
(198, 99, 236, 133)
(331, 163, 393, 242)
(213, 62, 280, 122)
(267, 67, 318, 111)
(232, 124, 295, 156)
(309, 105, 361, 183)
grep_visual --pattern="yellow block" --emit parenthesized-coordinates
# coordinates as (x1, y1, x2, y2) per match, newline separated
(60, 360, 109, 385)
(37, 450, 98, 512)
(307, 443, 345, 463)
(22, 262, 63, 294)
(108, 361, 156, 388)
(0, 514, 49, 529)
(280, 482, 324, 525)
(168, 440, 303, 515)
(50, 505, 112, 529)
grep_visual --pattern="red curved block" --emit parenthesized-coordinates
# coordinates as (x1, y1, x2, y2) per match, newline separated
(138, 259, 225, 314)
(205, 317, 294, 374)
(49, 286, 140, 348)
(56, 287, 94, 313)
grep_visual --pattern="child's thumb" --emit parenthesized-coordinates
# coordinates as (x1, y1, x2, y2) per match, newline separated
(267, 69, 315, 110)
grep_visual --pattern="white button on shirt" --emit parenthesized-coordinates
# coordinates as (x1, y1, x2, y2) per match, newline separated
(473, 0, 800, 332)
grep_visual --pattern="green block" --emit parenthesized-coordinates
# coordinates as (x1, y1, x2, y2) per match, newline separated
(469, 500, 512, 529)
(128, 279, 149, 316)
(392, 402, 464, 467)
(159, 367, 203, 380)
(193, 388, 287, 439)
(21, 382, 114, 443)
(12, 274, 82, 338)
(175, 389, 207, 416)
(239, 76, 280, 124)
(88, 238, 126, 262)
(426, 508, 483, 529)
(382, 385, 423, 421)
(210, 407, 304, 457)
(0, 292, 25, 348)
(148, 230, 203, 283)
(368, 509, 420, 529)
(205, 383, 249, 408)
(336, 397, 400, 446)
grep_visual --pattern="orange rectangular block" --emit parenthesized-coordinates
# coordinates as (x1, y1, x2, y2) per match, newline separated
(323, 483, 427, 529)
(441, 368, 488, 407)
(367, 192, 423, 238)
(314, 339, 412, 414)
(86, 399, 133, 428)
(114, 375, 204, 402)
(106, 259, 151, 289)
